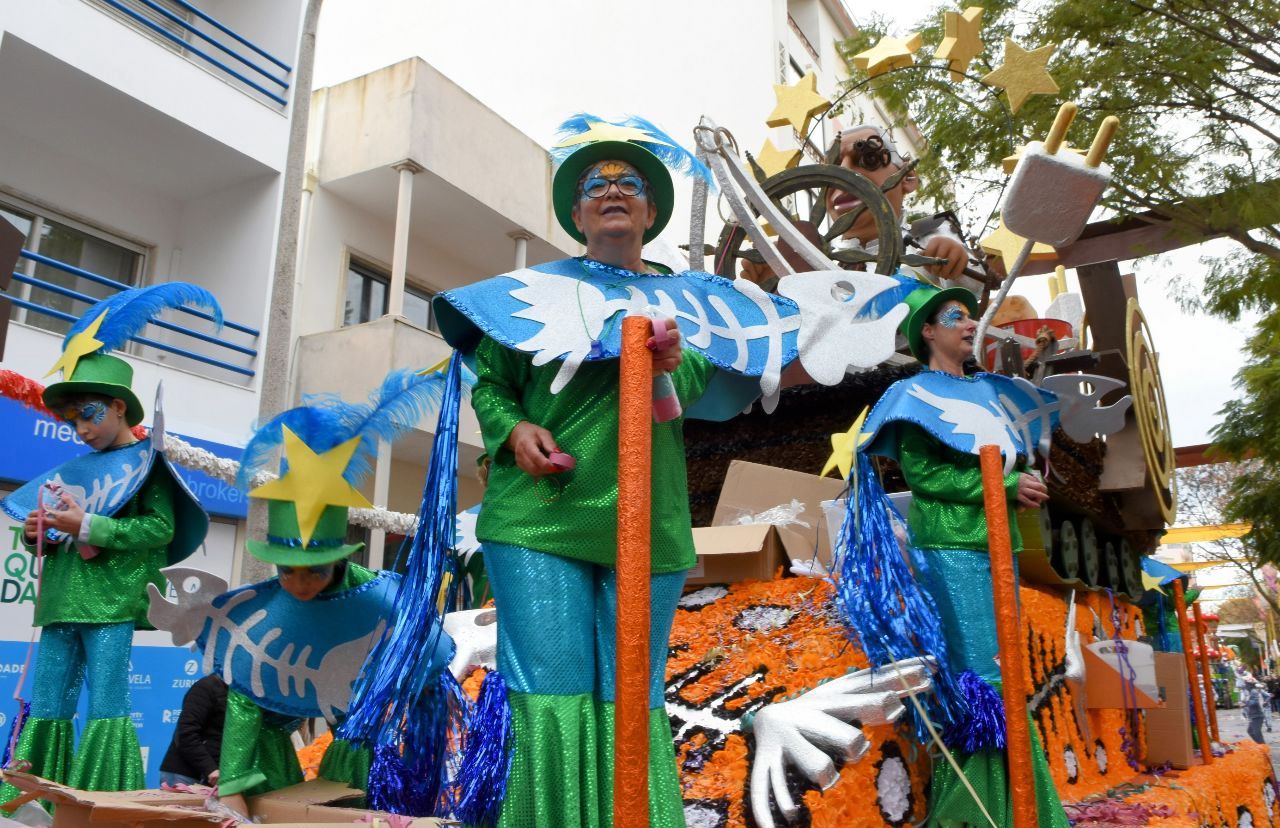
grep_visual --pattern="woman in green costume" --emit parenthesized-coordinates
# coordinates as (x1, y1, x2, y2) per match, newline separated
(889, 285, 1068, 826)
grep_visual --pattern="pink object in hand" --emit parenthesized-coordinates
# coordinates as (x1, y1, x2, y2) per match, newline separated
(652, 373, 681, 423)
(548, 451, 576, 471)
(79, 544, 100, 560)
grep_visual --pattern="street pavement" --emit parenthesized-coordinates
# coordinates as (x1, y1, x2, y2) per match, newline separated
(1214, 704, 1280, 768)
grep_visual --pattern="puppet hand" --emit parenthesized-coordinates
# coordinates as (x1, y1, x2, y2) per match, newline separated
(1016, 472, 1049, 509)
(747, 657, 932, 826)
(921, 236, 970, 280)
(443, 608, 498, 680)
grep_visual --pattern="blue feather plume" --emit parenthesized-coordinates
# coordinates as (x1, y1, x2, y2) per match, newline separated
(64, 283, 223, 351)
(236, 364, 471, 490)
(553, 113, 713, 187)
(831, 454, 965, 738)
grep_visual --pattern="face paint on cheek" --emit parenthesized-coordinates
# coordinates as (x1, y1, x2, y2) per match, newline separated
(85, 401, 108, 425)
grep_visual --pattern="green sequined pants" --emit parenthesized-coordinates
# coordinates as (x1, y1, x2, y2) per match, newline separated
(498, 693, 684, 828)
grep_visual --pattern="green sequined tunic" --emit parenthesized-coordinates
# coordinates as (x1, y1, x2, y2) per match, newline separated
(471, 336, 715, 573)
(32, 462, 175, 628)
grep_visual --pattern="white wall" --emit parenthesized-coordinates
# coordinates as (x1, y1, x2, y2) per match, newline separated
(0, 0, 293, 170)
(297, 186, 486, 339)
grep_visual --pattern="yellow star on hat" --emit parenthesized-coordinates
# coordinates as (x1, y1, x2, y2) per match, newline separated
(1141, 570, 1167, 595)
(821, 407, 872, 480)
(982, 38, 1060, 114)
(46, 310, 107, 379)
(250, 427, 373, 547)
(555, 120, 667, 149)
(754, 139, 803, 178)
(935, 7, 985, 81)
(851, 32, 924, 78)
(980, 217, 1057, 265)
(765, 72, 832, 134)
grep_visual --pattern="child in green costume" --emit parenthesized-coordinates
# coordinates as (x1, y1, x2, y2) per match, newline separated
(0, 284, 218, 795)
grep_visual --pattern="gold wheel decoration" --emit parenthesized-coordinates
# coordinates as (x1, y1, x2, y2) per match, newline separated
(1125, 298, 1177, 525)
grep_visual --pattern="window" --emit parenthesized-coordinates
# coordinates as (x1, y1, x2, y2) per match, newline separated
(343, 258, 438, 333)
(3, 196, 145, 337)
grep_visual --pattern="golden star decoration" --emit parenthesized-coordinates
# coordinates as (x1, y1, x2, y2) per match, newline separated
(982, 38, 1060, 114)
(852, 32, 924, 78)
(980, 217, 1057, 265)
(821, 406, 872, 480)
(1002, 140, 1086, 174)
(554, 121, 668, 149)
(753, 139, 803, 178)
(1140, 570, 1167, 595)
(249, 427, 373, 547)
(935, 7, 985, 81)
(46, 310, 107, 379)
(420, 354, 452, 376)
(765, 72, 832, 134)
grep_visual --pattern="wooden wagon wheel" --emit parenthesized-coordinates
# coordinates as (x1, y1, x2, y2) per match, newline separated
(711, 163, 907, 281)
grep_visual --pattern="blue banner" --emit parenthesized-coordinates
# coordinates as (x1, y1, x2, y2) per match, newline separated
(0, 639, 204, 789)
(0, 397, 246, 519)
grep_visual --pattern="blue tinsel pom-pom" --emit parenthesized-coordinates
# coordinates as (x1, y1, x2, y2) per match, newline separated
(941, 670, 1006, 753)
(453, 671, 514, 826)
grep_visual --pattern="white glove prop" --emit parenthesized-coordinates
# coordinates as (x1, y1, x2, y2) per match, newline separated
(443, 607, 498, 680)
(747, 657, 933, 827)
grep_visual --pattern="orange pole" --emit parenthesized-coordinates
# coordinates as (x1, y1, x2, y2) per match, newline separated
(1191, 603, 1221, 742)
(978, 446, 1038, 828)
(1174, 579, 1213, 763)
(615, 316, 652, 828)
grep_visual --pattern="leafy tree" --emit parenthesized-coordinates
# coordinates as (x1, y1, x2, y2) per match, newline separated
(836, 0, 1280, 554)
(1177, 461, 1280, 615)
(1216, 597, 1262, 626)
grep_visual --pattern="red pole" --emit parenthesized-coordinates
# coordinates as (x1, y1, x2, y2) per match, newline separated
(615, 316, 652, 828)
(1174, 579, 1213, 763)
(978, 446, 1038, 828)
(1191, 603, 1221, 743)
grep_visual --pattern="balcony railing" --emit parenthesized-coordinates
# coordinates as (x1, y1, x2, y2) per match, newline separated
(6, 249, 260, 380)
(86, 0, 292, 107)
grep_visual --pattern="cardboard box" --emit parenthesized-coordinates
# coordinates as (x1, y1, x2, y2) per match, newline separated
(1145, 651, 1197, 768)
(0, 772, 447, 826)
(709, 460, 847, 565)
(689, 523, 785, 585)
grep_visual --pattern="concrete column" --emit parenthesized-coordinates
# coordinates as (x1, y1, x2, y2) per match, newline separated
(508, 229, 533, 270)
(389, 160, 424, 317)
(366, 438, 393, 570)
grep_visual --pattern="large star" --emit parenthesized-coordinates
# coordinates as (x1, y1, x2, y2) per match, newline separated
(753, 139, 803, 178)
(821, 407, 872, 480)
(980, 217, 1057, 266)
(765, 72, 832, 134)
(935, 7, 985, 81)
(554, 121, 668, 149)
(982, 38, 1059, 114)
(1141, 570, 1167, 595)
(851, 32, 923, 78)
(250, 427, 373, 547)
(46, 310, 107, 379)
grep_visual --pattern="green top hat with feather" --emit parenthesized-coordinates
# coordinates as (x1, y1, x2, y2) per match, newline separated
(42, 283, 225, 426)
(550, 114, 713, 245)
(239, 365, 460, 567)
(900, 283, 980, 362)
